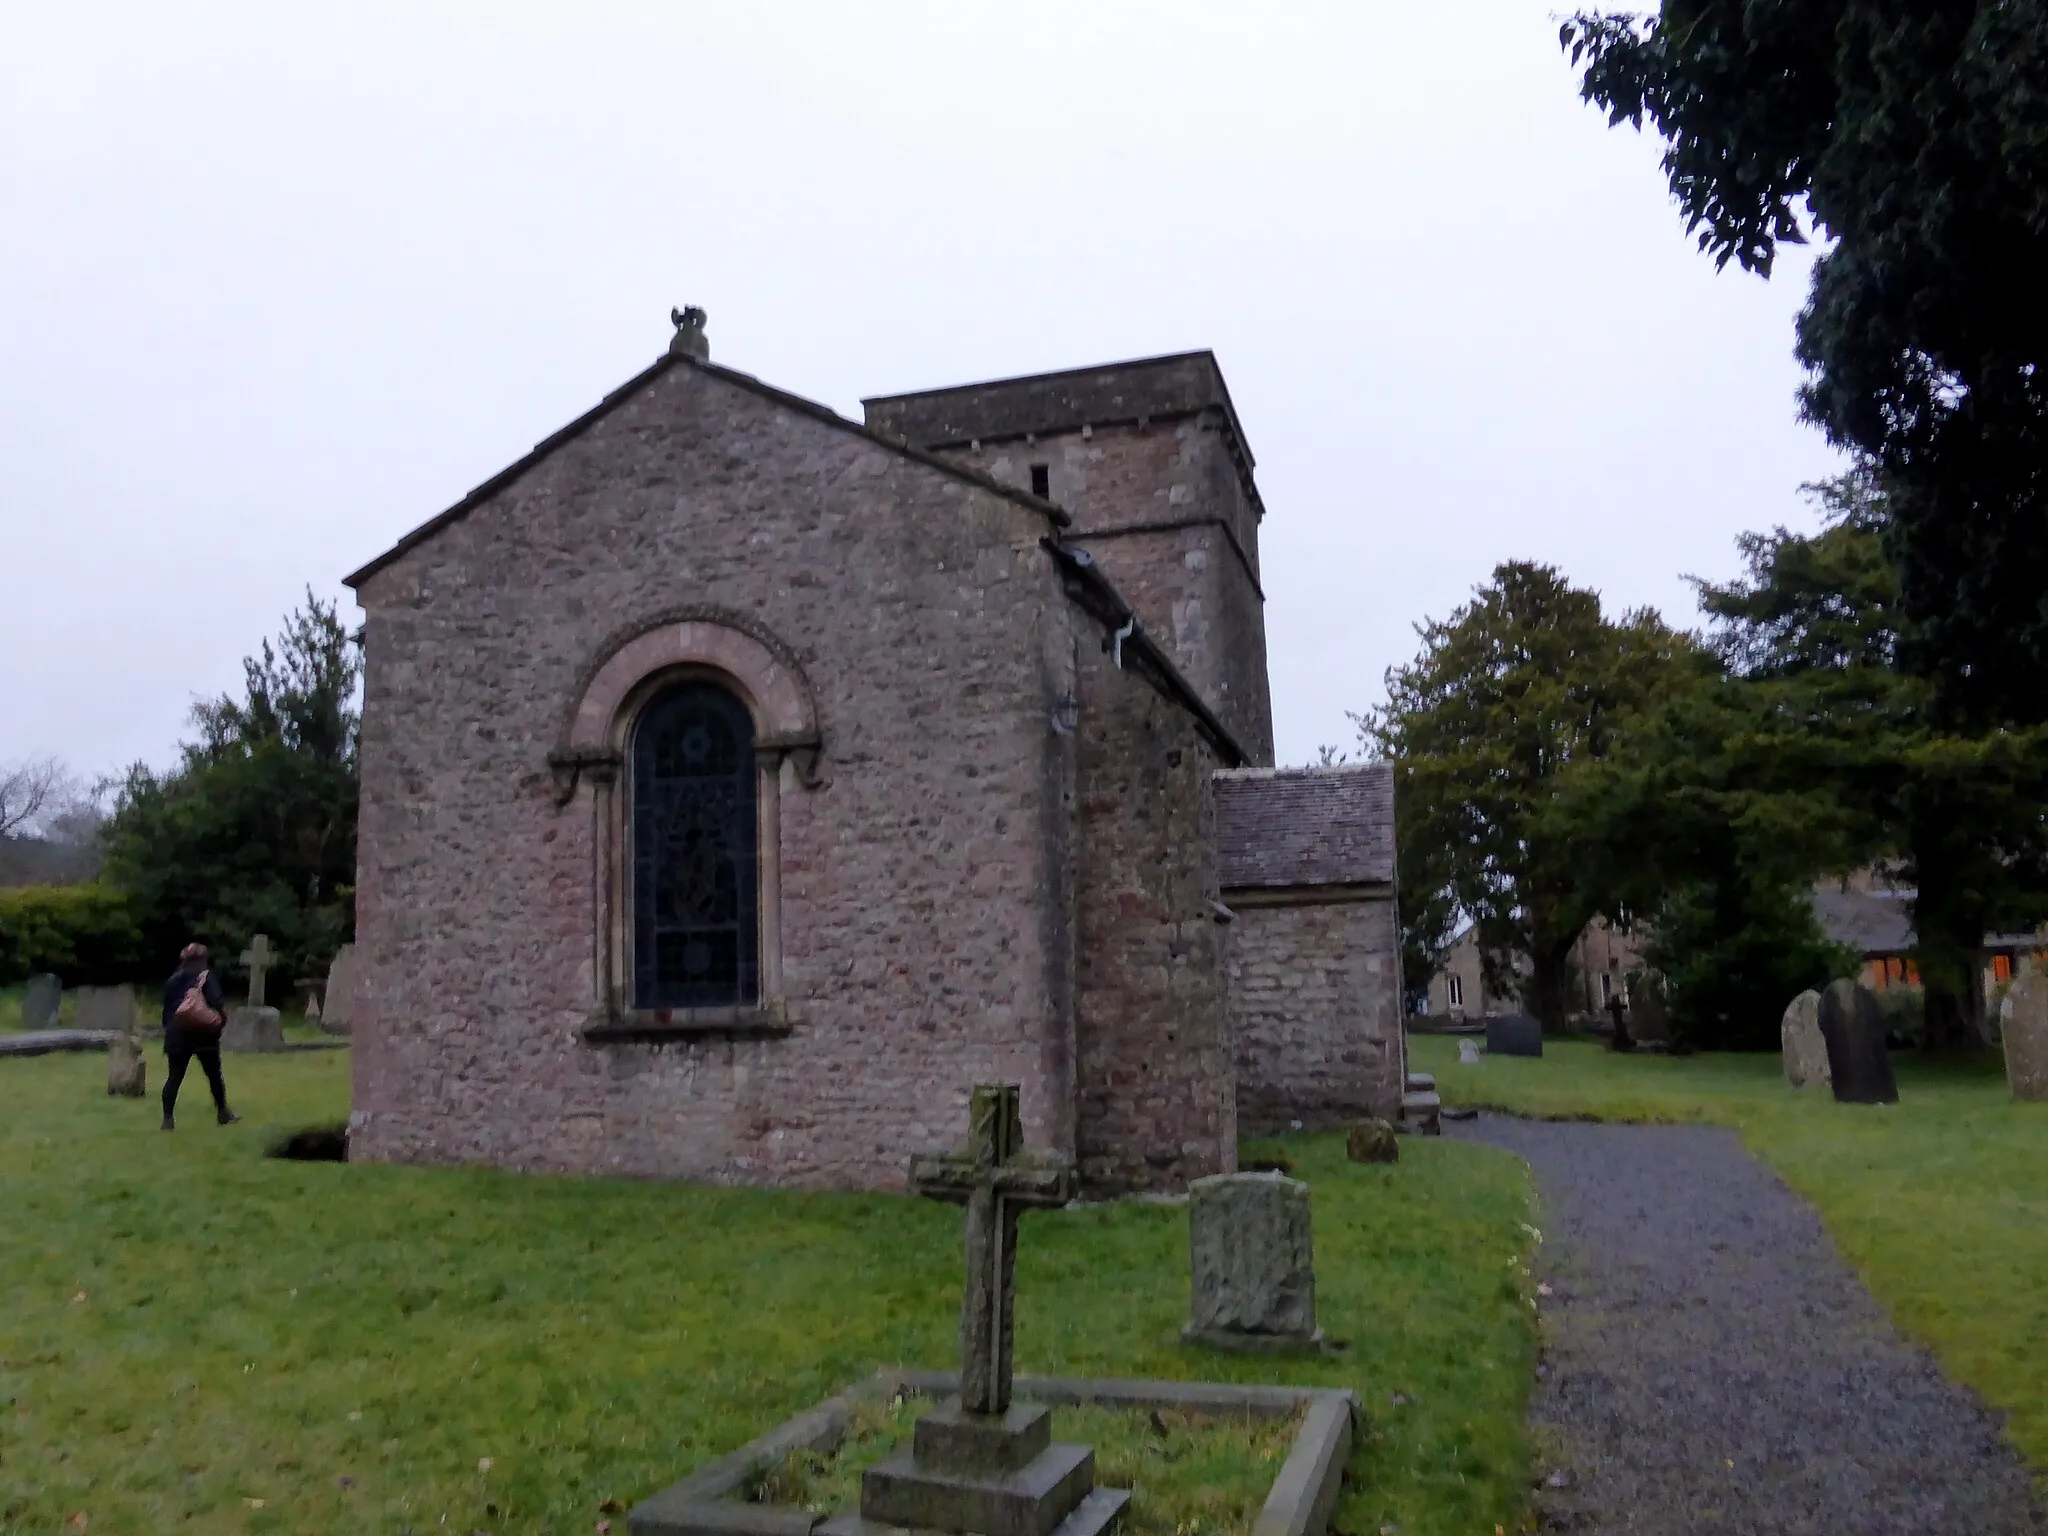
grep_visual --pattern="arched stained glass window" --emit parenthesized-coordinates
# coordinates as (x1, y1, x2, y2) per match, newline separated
(630, 682, 758, 1009)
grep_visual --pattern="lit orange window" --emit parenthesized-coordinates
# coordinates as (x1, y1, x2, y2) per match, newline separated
(1994, 954, 2013, 983)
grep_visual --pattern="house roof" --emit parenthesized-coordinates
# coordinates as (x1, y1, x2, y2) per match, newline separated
(343, 349, 1073, 590)
(1812, 889, 1916, 956)
(1811, 887, 2047, 957)
(1212, 763, 1396, 890)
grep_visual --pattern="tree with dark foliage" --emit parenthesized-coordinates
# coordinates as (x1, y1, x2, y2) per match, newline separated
(102, 594, 360, 992)
(1692, 471, 2048, 1047)
(1364, 562, 1696, 1032)
(1561, 3, 2048, 723)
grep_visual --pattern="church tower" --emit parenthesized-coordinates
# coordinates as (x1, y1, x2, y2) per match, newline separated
(865, 352, 1276, 765)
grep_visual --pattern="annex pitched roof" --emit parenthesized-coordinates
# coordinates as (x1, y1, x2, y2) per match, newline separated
(1212, 763, 1396, 890)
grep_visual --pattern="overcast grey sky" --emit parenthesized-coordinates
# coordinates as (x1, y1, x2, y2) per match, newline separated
(2, 1, 1841, 778)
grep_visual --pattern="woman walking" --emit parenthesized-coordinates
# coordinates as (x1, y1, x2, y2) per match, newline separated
(160, 942, 240, 1130)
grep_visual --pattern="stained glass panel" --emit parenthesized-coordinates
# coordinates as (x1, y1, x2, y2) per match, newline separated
(630, 683, 758, 1008)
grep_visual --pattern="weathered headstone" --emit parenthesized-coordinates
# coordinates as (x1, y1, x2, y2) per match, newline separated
(240, 934, 275, 1009)
(2003, 967, 2048, 1103)
(75, 984, 136, 1035)
(1780, 989, 1830, 1090)
(322, 943, 357, 1035)
(1458, 1038, 1483, 1065)
(222, 1005, 285, 1053)
(106, 1033, 146, 1097)
(1346, 1119, 1399, 1163)
(859, 1085, 1127, 1536)
(1817, 978, 1898, 1105)
(1486, 1013, 1543, 1058)
(1183, 1170, 1323, 1353)
(21, 973, 61, 1030)
(1629, 978, 1672, 1045)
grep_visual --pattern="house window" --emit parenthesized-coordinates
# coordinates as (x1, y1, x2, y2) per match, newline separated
(630, 682, 759, 1008)
(1994, 953, 2014, 983)
(1030, 463, 1050, 499)
(1447, 974, 1464, 1009)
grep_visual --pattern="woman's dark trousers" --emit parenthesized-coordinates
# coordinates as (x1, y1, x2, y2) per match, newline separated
(162, 1043, 230, 1125)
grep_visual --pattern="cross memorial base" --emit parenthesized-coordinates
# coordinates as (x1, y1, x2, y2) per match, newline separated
(847, 1395, 1128, 1536)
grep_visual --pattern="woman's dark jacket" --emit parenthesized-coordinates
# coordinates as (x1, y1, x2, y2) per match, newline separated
(161, 968, 227, 1049)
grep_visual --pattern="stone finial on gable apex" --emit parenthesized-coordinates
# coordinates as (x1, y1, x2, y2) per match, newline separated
(668, 305, 709, 360)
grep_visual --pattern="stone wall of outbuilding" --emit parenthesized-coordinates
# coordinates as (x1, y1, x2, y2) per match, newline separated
(1223, 894, 1404, 1133)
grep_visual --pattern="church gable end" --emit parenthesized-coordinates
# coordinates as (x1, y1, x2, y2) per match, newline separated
(346, 356, 1093, 1187)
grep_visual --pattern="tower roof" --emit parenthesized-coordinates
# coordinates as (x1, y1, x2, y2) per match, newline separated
(863, 350, 1255, 464)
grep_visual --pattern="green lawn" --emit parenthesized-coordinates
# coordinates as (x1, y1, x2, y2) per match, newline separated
(1412, 1033, 2048, 1482)
(1, 1051, 1539, 1535)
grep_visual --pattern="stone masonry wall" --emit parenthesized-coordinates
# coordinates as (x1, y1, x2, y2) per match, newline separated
(940, 420, 1274, 766)
(1071, 637, 1237, 1192)
(1224, 896, 1403, 1133)
(349, 359, 1082, 1188)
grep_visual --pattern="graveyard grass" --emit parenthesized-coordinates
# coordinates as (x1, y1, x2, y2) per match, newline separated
(1412, 1033, 2048, 1485)
(1, 1050, 1540, 1536)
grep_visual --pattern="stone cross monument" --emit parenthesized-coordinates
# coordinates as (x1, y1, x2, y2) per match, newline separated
(240, 934, 275, 1009)
(860, 1084, 1127, 1536)
(909, 1083, 1075, 1414)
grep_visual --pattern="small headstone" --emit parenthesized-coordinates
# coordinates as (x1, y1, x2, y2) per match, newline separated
(239, 934, 275, 1009)
(1780, 989, 1830, 1090)
(106, 1033, 146, 1097)
(1486, 1013, 1543, 1058)
(1629, 979, 1672, 1045)
(1458, 1038, 1483, 1065)
(21, 973, 61, 1030)
(1818, 978, 1898, 1105)
(222, 1005, 285, 1053)
(322, 944, 358, 1035)
(2003, 967, 2048, 1103)
(1183, 1170, 1323, 1352)
(75, 984, 137, 1035)
(1346, 1119, 1399, 1163)
(1400, 1089, 1442, 1135)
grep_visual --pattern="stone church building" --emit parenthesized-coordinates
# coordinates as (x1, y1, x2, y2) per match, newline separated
(342, 312, 1401, 1194)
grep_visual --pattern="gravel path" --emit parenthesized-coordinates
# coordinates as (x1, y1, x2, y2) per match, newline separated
(1450, 1114, 2045, 1535)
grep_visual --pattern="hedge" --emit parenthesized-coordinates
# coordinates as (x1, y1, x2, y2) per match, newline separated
(0, 885, 149, 987)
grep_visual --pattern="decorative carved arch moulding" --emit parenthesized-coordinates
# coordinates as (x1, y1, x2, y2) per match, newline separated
(549, 605, 823, 803)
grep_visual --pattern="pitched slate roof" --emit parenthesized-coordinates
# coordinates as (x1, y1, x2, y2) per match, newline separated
(1212, 763, 1396, 890)
(1811, 889, 1916, 956)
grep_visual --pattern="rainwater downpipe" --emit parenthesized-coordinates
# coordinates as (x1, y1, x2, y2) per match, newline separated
(1111, 616, 1135, 669)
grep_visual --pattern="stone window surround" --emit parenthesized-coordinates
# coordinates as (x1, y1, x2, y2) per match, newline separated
(548, 608, 822, 1041)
